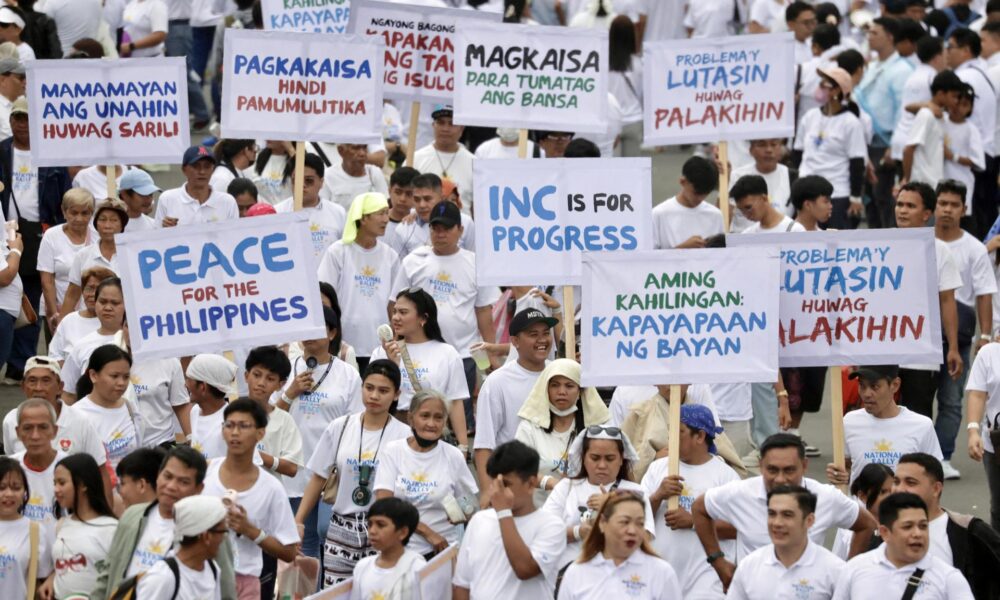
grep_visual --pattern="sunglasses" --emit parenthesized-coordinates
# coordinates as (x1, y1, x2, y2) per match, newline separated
(586, 425, 622, 437)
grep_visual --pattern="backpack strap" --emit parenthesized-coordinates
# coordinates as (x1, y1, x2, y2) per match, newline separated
(165, 557, 181, 600)
(900, 568, 925, 600)
(26, 520, 38, 600)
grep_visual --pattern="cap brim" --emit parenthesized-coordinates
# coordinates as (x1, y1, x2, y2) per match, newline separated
(185, 156, 216, 166)
(848, 368, 880, 381)
(511, 316, 559, 336)
(128, 184, 160, 195)
(428, 218, 460, 227)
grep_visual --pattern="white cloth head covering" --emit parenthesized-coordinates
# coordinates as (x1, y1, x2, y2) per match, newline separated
(185, 354, 237, 394)
(517, 358, 609, 428)
(173, 495, 227, 542)
(566, 426, 640, 478)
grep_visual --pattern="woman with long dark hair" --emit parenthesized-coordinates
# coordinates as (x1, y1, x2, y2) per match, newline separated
(370, 288, 469, 447)
(0, 457, 52, 599)
(608, 15, 643, 157)
(45, 454, 117, 599)
(72, 344, 142, 470)
(210, 138, 257, 193)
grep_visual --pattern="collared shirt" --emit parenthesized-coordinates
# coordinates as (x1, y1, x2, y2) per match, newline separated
(831, 545, 974, 600)
(956, 58, 998, 155)
(153, 185, 238, 226)
(557, 549, 682, 600)
(854, 52, 915, 145)
(727, 541, 846, 600)
(703, 476, 860, 561)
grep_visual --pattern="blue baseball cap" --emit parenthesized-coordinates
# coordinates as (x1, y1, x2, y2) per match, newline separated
(118, 169, 160, 196)
(182, 145, 216, 167)
(431, 104, 453, 120)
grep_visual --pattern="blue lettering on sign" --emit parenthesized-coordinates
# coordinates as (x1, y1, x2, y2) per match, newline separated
(489, 185, 557, 221)
(137, 233, 294, 289)
(233, 54, 370, 79)
(137, 295, 310, 341)
(269, 7, 350, 33)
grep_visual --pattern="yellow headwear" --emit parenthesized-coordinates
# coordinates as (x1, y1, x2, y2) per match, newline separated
(517, 358, 609, 428)
(341, 192, 389, 244)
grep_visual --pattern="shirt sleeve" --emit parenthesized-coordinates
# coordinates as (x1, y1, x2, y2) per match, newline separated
(264, 484, 301, 545)
(279, 415, 304, 465)
(61, 350, 82, 394)
(937, 243, 963, 292)
(907, 109, 933, 148)
(966, 346, 995, 392)
(168, 360, 190, 407)
(531, 515, 569, 585)
(389, 259, 410, 300)
(36, 234, 55, 274)
(656, 563, 683, 600)
(702, 480, 737, 522)
(135, 560, 175, 599)
(971, 244, 998, 296)
(475, 285, 502, 309)
(540, 478, 570, 521)
(149, 1, 169, 33)
(454, 448, 480, 495)
(36, 521, 54, 578)
(793, 110, 813, 152)
(472, 379, 499, 450)
(723, 560, 750, 600)
(444, 353, 471, 402)
(968, 126, 985, 171)
(847, 117, 868, 160)
(922, 422, 944, 460)
(316, 243, 343, 287)
(372, 443, 400, 493)
(824, 484, 862, 530)
(305, 417, 345, 477)
(830, 563, 853, 600)
(452, 516, 476, 588)
(946, 567, 976, 600)
(67, 251, 84, 287)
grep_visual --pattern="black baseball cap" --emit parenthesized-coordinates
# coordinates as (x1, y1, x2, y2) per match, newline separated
(848, 365, 899, 381)
(428, 201, 461, 228)
(509, 308, 558, 337)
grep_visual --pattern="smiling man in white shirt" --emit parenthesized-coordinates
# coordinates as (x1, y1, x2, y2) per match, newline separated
(727, 485, 846, 600)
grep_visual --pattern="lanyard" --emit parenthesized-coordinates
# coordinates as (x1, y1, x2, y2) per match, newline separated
(359, 414, 390, 465)
(297, 356, 333, 392)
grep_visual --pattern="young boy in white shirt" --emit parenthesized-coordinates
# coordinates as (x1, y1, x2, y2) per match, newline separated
(943, 85, 985, 212)
(791, 175, 834, 231)
(651, 156, 722, 249)
(453, 440, 566, 600)
(733, 175, 806, 234)
(350, 497, 426, 600)
(903, 69, 965, 188)
(731, 139, 794, 232)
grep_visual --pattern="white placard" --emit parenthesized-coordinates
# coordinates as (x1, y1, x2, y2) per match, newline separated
(418, 543, 457, 600)
(304, 578, 351, 599)
(581, 248, 781, 387)
(347, 0, 498, 103)
(643, 33, 795, 146)
(221, 29, 383, 143)
(727, 228, 943, 367)
(261, 0, 351, 33)
(453, 21, 608, 133)
(116, 213, 326, 362)
(26, 58, 189, 167)
(473, 158, 652, 286)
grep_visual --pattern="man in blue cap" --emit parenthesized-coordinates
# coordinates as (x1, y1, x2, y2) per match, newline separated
(641, 404, 741, 599)
(118, 169, 161, 232)
(154, 145, 238, 227)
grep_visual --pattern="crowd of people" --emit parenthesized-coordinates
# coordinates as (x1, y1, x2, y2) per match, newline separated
(0, 0, 997, 599)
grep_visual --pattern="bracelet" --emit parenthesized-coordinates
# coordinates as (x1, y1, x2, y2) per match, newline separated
(496, 509, 513, 520)
(280, 393, 293, 405)
(538, 475, 552, 490)
(8, 249, 20, 257)
(776, 390, 789, 398)
(572, 525, 581, 541)
(268, 456, 280, 472)
(253, 529, 267, 545)
(968, 422, 981, 431)
(981, 334, 992, 342)
(706, 550, 725, 565)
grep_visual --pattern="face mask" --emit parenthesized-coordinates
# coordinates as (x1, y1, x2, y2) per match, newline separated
(497, 128, 520, 143)
(813, 86, 830, 104)
(411, 428, 438, 448)
(549, 403, 579, 417)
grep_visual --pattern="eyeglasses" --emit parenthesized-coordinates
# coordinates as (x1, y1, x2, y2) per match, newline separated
(222, 421, 257, 431)
(586, 425, 622, 437)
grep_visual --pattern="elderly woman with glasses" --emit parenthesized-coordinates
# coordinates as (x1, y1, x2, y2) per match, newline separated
(542, 425, 655, 572)
(514, 359, 610, 506)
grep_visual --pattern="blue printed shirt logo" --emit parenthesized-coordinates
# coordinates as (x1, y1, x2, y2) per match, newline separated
(397, 472, 438, 503)
(863, 439, 902, 466)
(428, 271, 458, 302)
(622, 574, 647, 597)
(354, 265, 382, 298)
(792, 578, 814, 600)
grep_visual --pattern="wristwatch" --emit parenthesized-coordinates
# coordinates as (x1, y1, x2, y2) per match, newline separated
(706, 551, 725, 565)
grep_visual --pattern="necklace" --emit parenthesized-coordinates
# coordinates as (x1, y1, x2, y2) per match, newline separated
(352, 414, 390, 506)
(434, 149, 458, 179)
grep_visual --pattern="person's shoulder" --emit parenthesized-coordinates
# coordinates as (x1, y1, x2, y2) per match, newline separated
(897, 406, 935, 427)
(959, 230, 989, 252)
(41, 223, 66, 239)
(738, 543, 772, 568)
(158, 186, 184, 201)
(812, 541, 847, 567)
(209, 190, 237, 206)
(843, 407, 870, 424)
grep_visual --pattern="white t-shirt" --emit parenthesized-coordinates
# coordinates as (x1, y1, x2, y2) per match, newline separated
(281, 356, 362, 496)
(743, 215, 807, 234)
(202, 460, 301, 576)
(369, 339, 469, 411)
(0, 517, 53, 598)
(704, 476, 860, 561)
(72, 166, 129, 201)
(902, 239, 962, 371)
(413, 144, 475, 211)
(372, 438, 479, 556)
(130, 358, 188, 447)
(209, 165, 246, 196)
(641, 456, 740, 598)
(966, 342, 1000, 453)
(52, 515, 118, 599)
(136, 557, 221, 600)
(153, 186, 239, 226)
(543, 478, 654, 568)
(122, 0, 168, 57)
(843, 407, 942, 484)
(60, 330, 119, 394)
(608, 58, 643, 124)
(928, 511, 954, 565)
(67, 244, 118, 287)
(317, 240, 400, 356)
(515, 421, 575, 481)
(349, 550, 426, 600)
(125, 213, 157, 233)
(651, 197, 723, 249)
(251, 155, 291, 205)
(473, 361, 544, 451)
(831, 545, 974, 600)
(48, 311, 99, 361)
(749, 0, 789, 31)
(273, 198, 346, 259)
(126, 508, 173, 577)
(730, 163, 793, 232)
(473, 138, 539, 159)
(2, 401, 107, 466)
(956, 59, 997, 156)
(453, 508, 566, 600)
(684, 0, 734, 37)
(72, 396, 140, 470)
(891, 64, 936, 160)
(728, 541, 846, 600)
(34, 0, 103, 55)
(0, 242, 20, 318)
(37, 224, 92, 315)
(558, 549, 682, 600)
(907, 107, 945, 188)
(943, 231, 996, 308)
(10, 148, 39, 222)
(258, 406, 303, 486)
(708, 382, 753, 422)
(387, 213, 476, 258)
(943, 119, 985, 213)
(636, 0, 686, 41)
(306, 412, 410, 515)
(14, 450, 67, 527)
(322, 164, 390, 211)
(795, 108, 868, 198)
(392, 247, 499, 358)
(189, 402, 228, 460)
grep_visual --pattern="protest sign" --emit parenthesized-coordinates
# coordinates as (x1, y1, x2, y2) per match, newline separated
(348, 0, 498, 102)
(453, 22, 608, 133)
(221, 29, 383, 143)
(304, 579, 351, 599)
(580, 248, 780, 387)
(474, 157, 653, 286)
(262, 0, 351, 33)
(26, 58, 189, 168)
(727, 229, 942, 367)
(116, 213, 326, 362)
(643, 33, 795, 146)
(419, 543, 458, 600)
